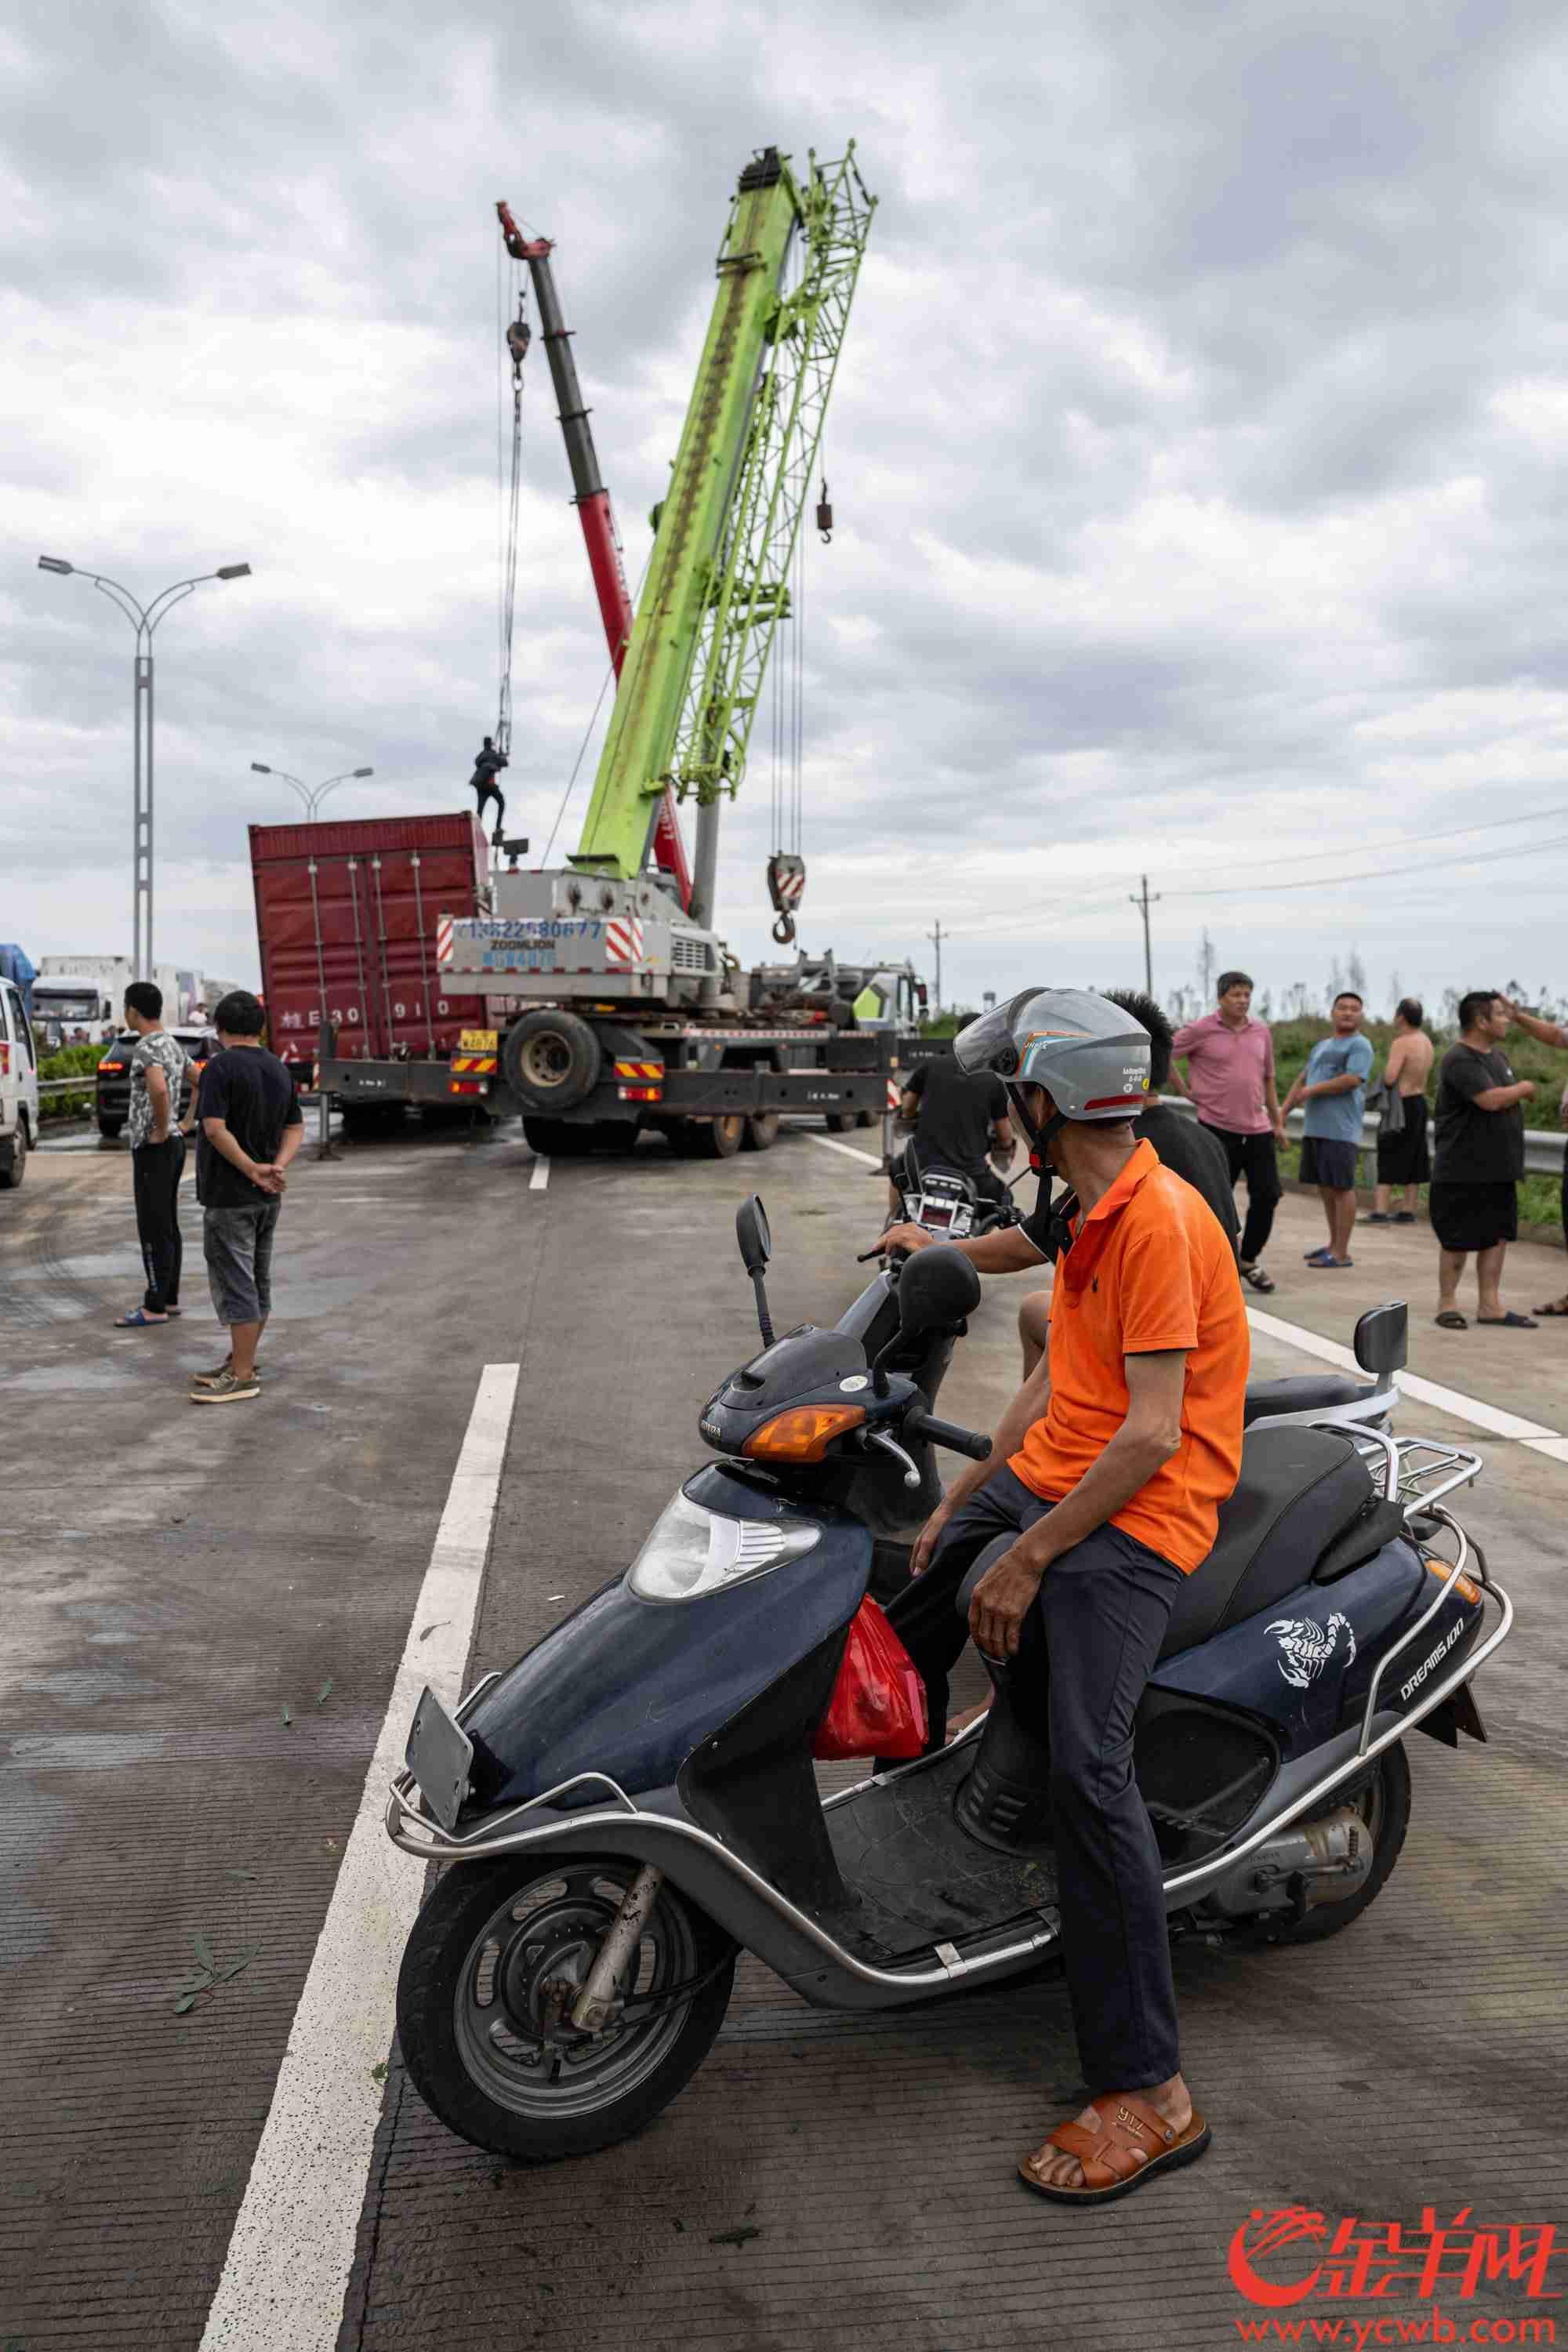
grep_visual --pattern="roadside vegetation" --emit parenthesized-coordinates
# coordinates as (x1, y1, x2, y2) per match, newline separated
(34, 1041, 103, 1121)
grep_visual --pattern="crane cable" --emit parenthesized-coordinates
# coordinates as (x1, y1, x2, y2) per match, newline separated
(496, 246, 530, 763)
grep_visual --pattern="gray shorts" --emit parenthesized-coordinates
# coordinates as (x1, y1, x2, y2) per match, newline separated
(203, 1202, 281, 1325)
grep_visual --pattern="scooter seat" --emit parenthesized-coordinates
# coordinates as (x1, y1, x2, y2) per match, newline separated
(1158, 1426, 1375, 1659)
(1243, 1372, 1379, 1424)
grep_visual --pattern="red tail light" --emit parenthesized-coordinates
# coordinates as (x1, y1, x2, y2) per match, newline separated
(98, 1059, 125, 1073)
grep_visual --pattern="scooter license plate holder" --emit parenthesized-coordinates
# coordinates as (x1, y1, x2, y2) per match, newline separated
(405, 1686, 474, 1833)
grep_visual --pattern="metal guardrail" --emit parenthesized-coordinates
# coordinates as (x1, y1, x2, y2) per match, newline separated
(36, 1076, 96, 1100)
(1160, 1094, 1567, 1180)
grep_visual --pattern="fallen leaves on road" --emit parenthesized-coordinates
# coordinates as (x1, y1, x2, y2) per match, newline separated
(172, 1933, 260, 2015)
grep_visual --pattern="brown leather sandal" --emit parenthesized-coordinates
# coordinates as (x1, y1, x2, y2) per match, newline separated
(1018, 2093, 1211, 2205)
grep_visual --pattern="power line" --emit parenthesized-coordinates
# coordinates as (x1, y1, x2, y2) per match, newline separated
(1160, 794, 1568, 895)
(1160, 824, 1568, 900)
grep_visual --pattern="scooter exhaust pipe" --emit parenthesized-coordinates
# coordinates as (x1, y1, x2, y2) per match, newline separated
(1203, 1806, 1370, 1920)
(571, 1864, 665, 2031)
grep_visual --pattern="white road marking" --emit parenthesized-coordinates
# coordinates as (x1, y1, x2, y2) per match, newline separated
(1522, 1435, 1568, 1465)
(529, 1153, 550, 1192)
(804, 1131, 880, 1169)
(1244, 1306, 1559, 1443)
(198, 1361, 521, 2352)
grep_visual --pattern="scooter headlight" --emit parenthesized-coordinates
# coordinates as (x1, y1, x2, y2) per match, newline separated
(627, 1489, 821, 1602)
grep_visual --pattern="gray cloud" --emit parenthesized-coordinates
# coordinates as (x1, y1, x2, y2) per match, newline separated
(6, 0, 1568, 1016)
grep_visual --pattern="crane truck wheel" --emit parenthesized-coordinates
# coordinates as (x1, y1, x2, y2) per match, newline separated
(742, 1112, 779, 1152)
(695, 1114, 746, 1160)
(824, 1111, 854, 1134)
(502, 1011, 602, 1113)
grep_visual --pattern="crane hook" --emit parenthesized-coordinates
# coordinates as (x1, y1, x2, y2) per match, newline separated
(816, 476, 833, 545)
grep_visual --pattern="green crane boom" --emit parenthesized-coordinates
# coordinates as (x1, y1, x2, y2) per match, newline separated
(568, 143, 875, 924)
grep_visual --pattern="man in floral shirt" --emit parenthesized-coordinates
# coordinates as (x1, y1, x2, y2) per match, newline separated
(115, 981, 191, 1328)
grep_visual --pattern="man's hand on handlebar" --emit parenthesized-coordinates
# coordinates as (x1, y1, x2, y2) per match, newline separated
(878, 1221, 933, 1257)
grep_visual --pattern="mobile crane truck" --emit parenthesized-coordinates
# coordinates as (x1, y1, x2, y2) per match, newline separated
(436, 142, 894, 1158)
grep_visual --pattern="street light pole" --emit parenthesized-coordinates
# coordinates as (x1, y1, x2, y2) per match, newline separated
(250, 763, 375, 818)
(38, 557, 251, 980)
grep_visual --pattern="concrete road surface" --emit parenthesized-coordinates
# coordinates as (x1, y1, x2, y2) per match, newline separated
(2, 1123, 1563, 2351)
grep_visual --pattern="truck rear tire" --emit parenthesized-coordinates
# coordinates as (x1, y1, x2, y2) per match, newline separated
(503, 1011, 601, 1114)
(854, 1108, 876, 1129)
(742, 1112, 779, 1152)
(695, 1114, 746, 1160)
(97, 1116, 124, 1140)
(824, 1111, 854, 1134)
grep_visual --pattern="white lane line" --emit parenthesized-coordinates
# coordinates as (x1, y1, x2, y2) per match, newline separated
(528, 1153, 550, 1192)
(1245, 1306, 1559, 1443)
(1522, 1435, 1568, 1465)
(804, 1131, 881, 1169)
(198, 1361, 521, 2352)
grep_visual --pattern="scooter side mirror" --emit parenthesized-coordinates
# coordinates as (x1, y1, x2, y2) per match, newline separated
(1353, 1301, 1407, 1377)
(735, 1196, 771, 1278)
(898, 1244, 982, 1334)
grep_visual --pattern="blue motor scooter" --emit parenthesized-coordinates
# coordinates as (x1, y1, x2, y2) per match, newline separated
(387, 1203, 1508, 2162)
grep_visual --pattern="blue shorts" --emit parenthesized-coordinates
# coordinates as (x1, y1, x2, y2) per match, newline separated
(1299, 1136, 1359, 1191)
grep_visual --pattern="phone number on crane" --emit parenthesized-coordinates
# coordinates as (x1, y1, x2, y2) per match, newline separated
(455, 919, 605, 942)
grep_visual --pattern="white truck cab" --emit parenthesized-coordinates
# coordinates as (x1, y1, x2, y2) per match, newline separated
(1, 976, 39, 1189)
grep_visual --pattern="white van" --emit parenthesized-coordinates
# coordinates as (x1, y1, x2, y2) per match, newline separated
(1, 976, 39, 1187)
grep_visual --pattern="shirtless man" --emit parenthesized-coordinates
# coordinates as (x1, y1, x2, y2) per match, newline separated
(1368, 997, 1436, 1223)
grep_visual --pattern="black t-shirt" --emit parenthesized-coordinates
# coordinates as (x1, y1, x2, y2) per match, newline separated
(1434, 1044, 1524, 1184)
(1021, 1103, 1241, 1261)
(195, 1045, 303, 1207)
(903, 1058, 1008, 1178)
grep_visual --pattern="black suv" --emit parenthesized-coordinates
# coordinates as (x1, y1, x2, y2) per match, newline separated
(96, 1028, 215, 1140)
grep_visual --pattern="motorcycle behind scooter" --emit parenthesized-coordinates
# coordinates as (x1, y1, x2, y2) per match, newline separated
(388, 1202, 1509, 2164)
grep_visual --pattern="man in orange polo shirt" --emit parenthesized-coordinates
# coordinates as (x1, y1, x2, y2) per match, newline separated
(885, 987, 1247, 2208)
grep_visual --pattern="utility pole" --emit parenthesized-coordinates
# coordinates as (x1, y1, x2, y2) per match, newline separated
(1129, 874, 1159, 996)
(928, 919, 944, 1012)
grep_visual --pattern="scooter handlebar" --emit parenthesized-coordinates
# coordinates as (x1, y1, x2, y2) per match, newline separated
(905, 1408, 992, 1462)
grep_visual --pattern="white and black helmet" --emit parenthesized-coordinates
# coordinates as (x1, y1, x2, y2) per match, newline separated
(956, 987, 1151, 1145)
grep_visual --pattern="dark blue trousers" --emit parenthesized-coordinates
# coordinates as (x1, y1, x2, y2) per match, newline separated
(884, 1465, 1185, 2091)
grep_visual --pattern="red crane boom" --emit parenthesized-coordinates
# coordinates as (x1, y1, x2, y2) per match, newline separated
(496, 201, 691, 909)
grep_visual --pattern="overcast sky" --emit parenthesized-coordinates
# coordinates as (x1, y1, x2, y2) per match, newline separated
(6, 0, 1568, 1020)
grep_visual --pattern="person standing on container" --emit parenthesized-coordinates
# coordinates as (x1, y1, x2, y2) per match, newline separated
(1367, 997, 1435, 1225)
(1170, 971, 1285, 1294)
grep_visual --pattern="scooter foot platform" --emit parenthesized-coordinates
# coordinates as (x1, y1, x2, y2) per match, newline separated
(823, 1747, 1059, 1964)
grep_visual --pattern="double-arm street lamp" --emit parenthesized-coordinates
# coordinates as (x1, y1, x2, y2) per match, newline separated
(249, 762, 374, 818)
(37, 555, 252, 980)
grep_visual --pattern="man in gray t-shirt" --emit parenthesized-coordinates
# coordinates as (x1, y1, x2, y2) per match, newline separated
(1280, 992, 1374, 1269)
(118, 982, 191, 1327)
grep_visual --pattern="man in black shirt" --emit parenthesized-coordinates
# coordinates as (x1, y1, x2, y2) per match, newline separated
(1430, 991, 1537, 1331)
(886, 1052, 1014, 1221)
(466, 737, 509, 844)
(189, 990, 304, 1403)
(878, 992, 1239, 1374)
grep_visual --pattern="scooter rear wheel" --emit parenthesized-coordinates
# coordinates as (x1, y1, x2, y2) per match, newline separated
(396, 1853, 735, 2161)
(1266, 1741, 1411, 1945)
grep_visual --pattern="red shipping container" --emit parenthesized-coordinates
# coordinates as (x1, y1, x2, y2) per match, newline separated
(249, 812, 492, 1067)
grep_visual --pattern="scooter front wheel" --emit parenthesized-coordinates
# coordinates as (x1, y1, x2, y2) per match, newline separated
(396, 1853, 735, 2161)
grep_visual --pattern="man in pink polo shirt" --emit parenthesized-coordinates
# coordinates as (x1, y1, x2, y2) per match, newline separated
(1171, 970, 1286, 1294)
